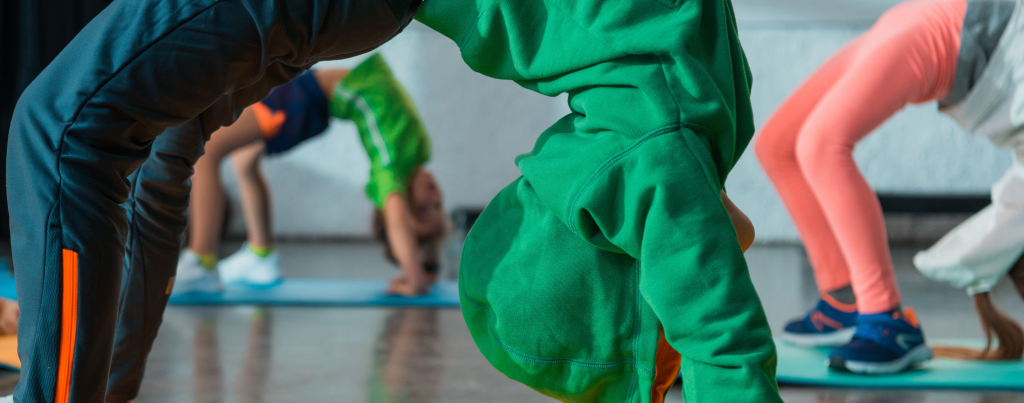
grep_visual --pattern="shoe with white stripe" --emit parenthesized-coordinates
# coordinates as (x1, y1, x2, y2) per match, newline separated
(829, 308, 933, 374)
(781, 297, 859, 347)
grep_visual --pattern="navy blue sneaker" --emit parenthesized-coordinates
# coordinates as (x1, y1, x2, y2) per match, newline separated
(782, 297, 859, 347)
(829, 308, 932, 374)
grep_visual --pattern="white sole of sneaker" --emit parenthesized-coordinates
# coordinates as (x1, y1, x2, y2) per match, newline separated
(171, 279, 222, 296)
(225, 278, 282, 289)
(841, 344, 934, 374)
(219, 268, 280, 286)
(780, 327, 856, 347)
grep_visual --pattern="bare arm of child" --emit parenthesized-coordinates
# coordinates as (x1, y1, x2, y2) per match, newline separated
(382, 192, 429, 296)
(721, 190, 755, 252)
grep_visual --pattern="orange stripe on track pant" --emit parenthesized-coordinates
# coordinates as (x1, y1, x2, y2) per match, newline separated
(56, 249, 79, 403)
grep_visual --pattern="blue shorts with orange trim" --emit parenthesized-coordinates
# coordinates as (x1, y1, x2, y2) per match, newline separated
(260, 71, 331, 155)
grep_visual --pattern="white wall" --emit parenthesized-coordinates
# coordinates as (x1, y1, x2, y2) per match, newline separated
(222, 22, 569, 238)
(224, 2, 1013, 243)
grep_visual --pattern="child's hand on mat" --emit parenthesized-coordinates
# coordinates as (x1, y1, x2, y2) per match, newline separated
(0, 299, 18, 336)
(385, 274, 430, 297)
(388, 275, 407, 289)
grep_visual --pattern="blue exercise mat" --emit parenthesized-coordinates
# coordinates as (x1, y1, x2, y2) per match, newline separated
(0, 263, 15, 301)
(776, 339, 1024, 390)
(168, 279, 460, 307)
(0, 266, 457, 307)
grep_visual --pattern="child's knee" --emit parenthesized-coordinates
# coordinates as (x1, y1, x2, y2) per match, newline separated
(794, 130, 850, 178)
(232, 160, 261, 182)
(753, 129, 795, 170)
(730, 211, 755, 252)
(736, 221, 754, 252)
(721, 191, 754, 252)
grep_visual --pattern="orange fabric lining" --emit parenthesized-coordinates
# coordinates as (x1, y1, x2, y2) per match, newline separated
(250, 102, 287, 139)
(0, 335, 20, 370)
(651, 328, 682, 403)
(56, 249, 78, 403)
(899, 307, 921, 328)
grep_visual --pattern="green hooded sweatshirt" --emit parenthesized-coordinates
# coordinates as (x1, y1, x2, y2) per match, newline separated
(416, 0, 781, 402)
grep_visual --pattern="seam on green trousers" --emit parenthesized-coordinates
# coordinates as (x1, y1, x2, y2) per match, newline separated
(538, 0, 623, 59)
(460, 257, 654, 377)
(679, 124, 724, 194)
(567, 123, 712, 238)
(649, 0, 683, 10)
(457, 14, 484, 48)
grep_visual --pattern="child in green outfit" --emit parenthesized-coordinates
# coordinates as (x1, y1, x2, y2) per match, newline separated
(414, 0, 782, 401)
(331, 56, 446, 296)
(177, 54, 445, 297)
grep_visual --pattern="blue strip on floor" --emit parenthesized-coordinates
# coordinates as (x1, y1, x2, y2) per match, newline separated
(0, 265, 14, 301)
(167, 279, 460, 307)
(776, 339, 1024, 390)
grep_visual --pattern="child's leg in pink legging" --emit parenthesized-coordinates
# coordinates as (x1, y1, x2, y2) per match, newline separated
(756, 40, 864, 297)
(758, 0, 964, 315)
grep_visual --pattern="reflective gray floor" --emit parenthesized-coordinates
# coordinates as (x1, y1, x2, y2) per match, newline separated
(7, 241, 1018, 402)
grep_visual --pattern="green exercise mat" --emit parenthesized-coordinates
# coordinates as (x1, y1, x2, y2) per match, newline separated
(776, 339, 1024, 390)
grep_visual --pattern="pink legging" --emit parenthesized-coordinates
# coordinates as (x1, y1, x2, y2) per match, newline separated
(755, 0, 966, 315)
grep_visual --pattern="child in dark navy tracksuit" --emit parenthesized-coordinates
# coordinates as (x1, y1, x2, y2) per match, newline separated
(6, 0, 422, 401)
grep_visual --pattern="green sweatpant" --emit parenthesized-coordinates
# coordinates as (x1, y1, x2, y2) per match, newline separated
(416, 0, 781, 402)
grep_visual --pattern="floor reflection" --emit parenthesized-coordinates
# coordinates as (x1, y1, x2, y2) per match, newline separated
(191, 308, 271, 403)
(371, 309, 445, 403)
(664, 383, 1024, 402)
(184, 307, 449, 403)
(237, 309, 271, 403)
(132, 242, 1024, 402)
(775, 387, 1024, 403)
(192, 316, 222, 403)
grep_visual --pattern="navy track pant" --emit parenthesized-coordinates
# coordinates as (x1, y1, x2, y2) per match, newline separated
(7, 0, 419, 401)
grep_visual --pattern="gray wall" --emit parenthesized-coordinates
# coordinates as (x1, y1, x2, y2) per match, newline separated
(223, 1, 1013, 243)
(223, 23, 569, 238)
(731, 28, 1010, 243)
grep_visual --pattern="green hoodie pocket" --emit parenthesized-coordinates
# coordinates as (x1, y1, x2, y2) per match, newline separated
(459, 177, 655, 402)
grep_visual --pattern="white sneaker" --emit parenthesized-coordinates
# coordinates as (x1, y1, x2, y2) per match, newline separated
(172, 250, 222, 295)
(0, 394, 12, 403)
(218, 244, 281, 287)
